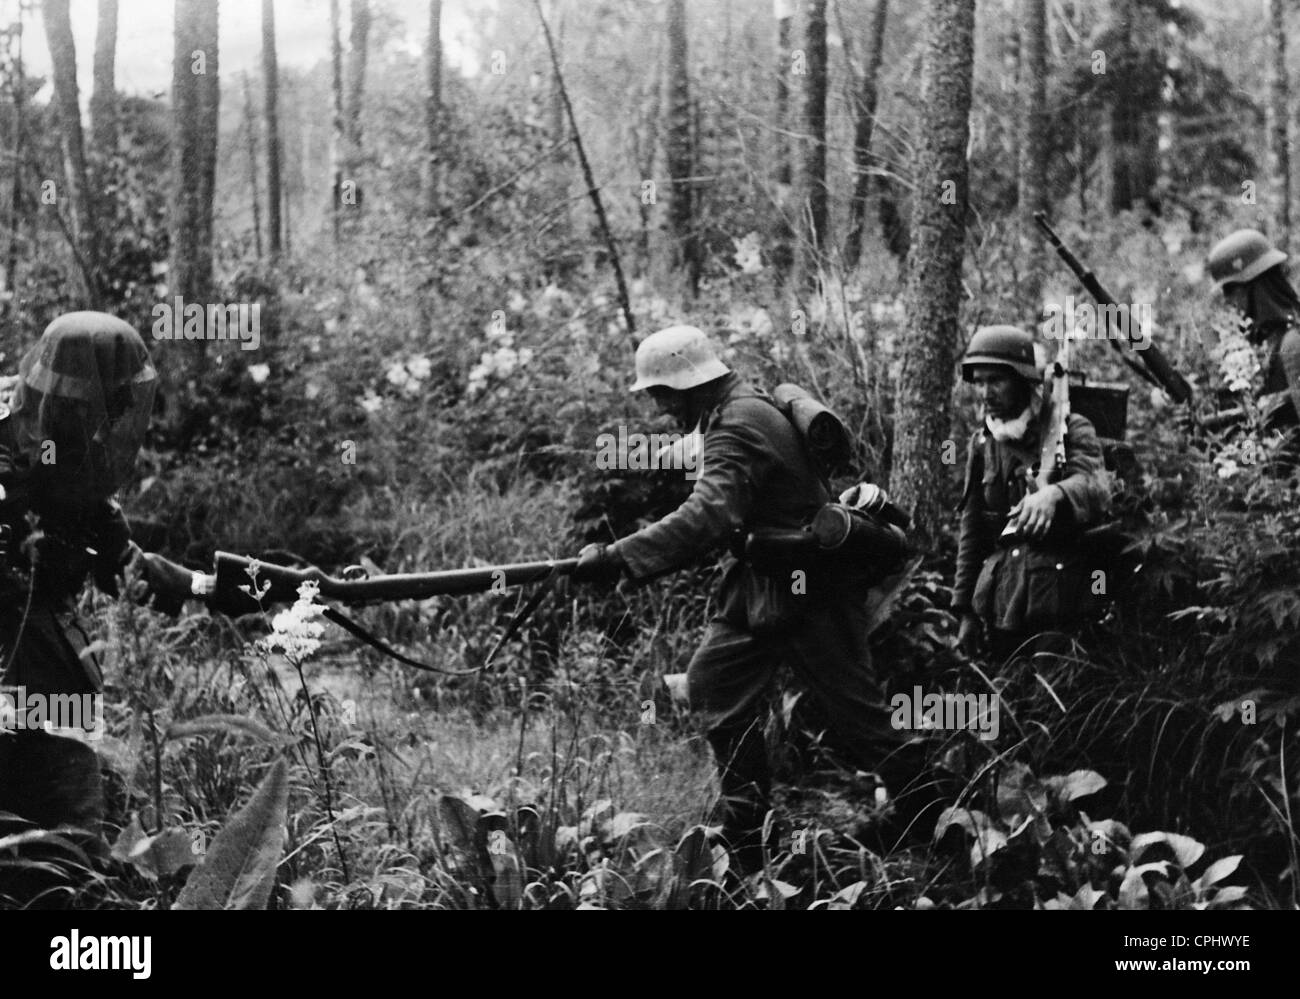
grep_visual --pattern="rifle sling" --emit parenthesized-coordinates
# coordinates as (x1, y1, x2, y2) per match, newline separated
(320, 605, 479, 675)
(320, 568, 560, 676)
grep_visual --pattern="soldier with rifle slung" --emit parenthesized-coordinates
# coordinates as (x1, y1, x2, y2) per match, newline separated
(1202, 229, 1300, 448)
(574, 325, 920, 871)
(954, 326, 1111, 663)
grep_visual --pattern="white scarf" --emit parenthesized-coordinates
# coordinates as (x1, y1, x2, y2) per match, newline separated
(985, 387, 1044, 442)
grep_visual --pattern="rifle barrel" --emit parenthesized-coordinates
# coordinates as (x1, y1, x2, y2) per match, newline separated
(213, 552, 581, 612)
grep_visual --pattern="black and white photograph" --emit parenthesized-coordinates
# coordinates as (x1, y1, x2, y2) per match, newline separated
(0, 0, 1290, 968)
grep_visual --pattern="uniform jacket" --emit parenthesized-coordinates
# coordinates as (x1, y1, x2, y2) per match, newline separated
(1260, 326, 1300, 430)
(954, 405, 1110, 633)
(611, 373, 834, 632)
(0, 388, 189, 696)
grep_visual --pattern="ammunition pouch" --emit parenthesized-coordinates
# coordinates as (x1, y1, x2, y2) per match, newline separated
(738, 504, 910, 588)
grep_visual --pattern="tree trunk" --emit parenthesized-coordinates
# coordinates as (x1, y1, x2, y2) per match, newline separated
(91, 0, 118, 153)
(43, 0, 101, 304)
(1016, 0, 1047, 313)
(243, 72, 263, 260)
(6, 7, 25, 303)
(889, 0, 975, 543)
(1270, 0, 1291, 254)
(170, 0, 220, 364)
(344, 0, 371, 212)
(794, 0, 828, 291)
(424, 0, 443, 218)
(263, 0, 282, 256)
(774, 0, 793, 187)
(1002, 0, 1019, 205)
(664, 0, 697, 295)
(329, 0, 344, 240)
(844, 0, 888, 269)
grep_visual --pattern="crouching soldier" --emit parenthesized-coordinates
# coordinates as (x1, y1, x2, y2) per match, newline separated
(0, 312, 205, 907)
(575, 325, 921, 871)
(953, 326, 1110, 664)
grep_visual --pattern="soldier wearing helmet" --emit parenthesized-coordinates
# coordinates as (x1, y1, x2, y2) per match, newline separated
(0, 312, 200, 907)
(1205, 229, 1300, 439)
(953, 326, 1110, 663)
(576, 325, 917, 870)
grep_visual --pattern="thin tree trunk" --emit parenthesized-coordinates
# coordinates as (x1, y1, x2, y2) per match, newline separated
(243, 72, 263, 260)
(889, 0, 975, 543)
(636, 55, 663, 265)
(6, 7, 24, 301)
(424, 0, 442, 217)
(774, 0, 793, 186)
(329, 0, 344, 241)
(91, 0, 118, 153)
(344, 0, 371, 212)
(795, 0, 828, 290)
(1270, 0, 1291, 254)
(43, 0, 101, 304)
(844, 0, 889, 269)
(170, 0, 220, 371)
(1002, 0, 1019, 204)
(664, 0, 697, 295)
(263, 0, 282, 256)
(533, 0, 635, 337)
(1017, 0, 1047, 312)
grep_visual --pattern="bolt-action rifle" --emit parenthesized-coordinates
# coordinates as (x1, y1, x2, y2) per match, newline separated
(200, 552, 583, 674)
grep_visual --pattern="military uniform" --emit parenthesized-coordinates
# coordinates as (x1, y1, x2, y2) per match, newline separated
(0, 314, 193, 907)
(954, 406, 1110, 660)
(611, 372, 909, 856)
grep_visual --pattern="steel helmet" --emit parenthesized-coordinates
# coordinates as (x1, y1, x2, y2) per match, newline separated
(630, 325, 730, 391)
(1207, 229, 1287, 289)
(961, 325, 1039, 382)
(9, 311, 157, 503)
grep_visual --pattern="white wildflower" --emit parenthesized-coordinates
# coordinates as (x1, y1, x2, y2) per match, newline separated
(248, 363, 270, 384)
(732, 232, 764, 274)
(261, 580, 326, 661)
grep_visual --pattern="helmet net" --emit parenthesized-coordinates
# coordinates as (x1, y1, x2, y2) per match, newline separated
(10, 315, 156, 503)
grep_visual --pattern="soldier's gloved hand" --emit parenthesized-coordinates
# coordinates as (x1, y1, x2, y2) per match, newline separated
(838, 482, 886, 512)
(574, 543, 626, 586)
(124, 546, 196, 617)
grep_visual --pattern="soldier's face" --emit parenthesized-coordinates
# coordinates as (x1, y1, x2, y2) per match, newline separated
(970, 367, 1028, 419)
(647, 386, 691, 427)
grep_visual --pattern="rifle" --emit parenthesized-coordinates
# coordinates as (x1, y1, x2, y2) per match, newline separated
(1034, 211, 1193, 405)
(210, 552, 581, 614)
(204, 553, 581, 675)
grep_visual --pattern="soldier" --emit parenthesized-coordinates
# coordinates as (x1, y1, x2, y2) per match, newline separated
(953, 326, 1111, 664)
(1205, 229, 1300, 443)
(0, 312, 200, 907)
(575, 325, 921, 871)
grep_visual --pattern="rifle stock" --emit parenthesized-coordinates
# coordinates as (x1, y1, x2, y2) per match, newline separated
(212, 551, 581, 614)
(1034, 212, 1193, 405)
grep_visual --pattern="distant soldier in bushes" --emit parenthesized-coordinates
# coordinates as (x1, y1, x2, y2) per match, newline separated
(1204, 229, 1300, 449)
(954, 326, 1111, 664)
(0, 312, 201, 907)
(574, 325, 925, 871)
